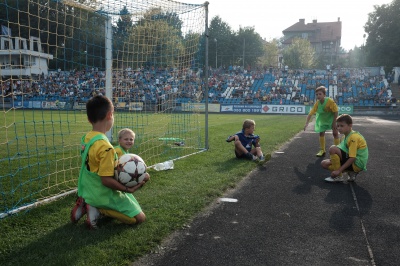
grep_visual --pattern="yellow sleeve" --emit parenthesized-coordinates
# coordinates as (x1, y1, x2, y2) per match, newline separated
(114, 147, 123, 159)
(89, 140, 116, 177)
(347, 134, 366, 158)
(326, 98, 338, 112)
(308, 101, 319, 115)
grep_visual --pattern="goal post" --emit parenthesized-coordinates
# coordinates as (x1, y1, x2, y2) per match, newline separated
(0, 0, 209, 218)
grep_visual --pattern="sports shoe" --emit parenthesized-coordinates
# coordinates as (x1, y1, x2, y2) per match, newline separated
(324, 175, 344, 183)
(259, 155, 265, 162)
(70, 197, 86, 223)
(316, 150, 326, 157)
(245, 152, 257, 161)
(86, 204, 101, 230)
(347, 171, 358, 182)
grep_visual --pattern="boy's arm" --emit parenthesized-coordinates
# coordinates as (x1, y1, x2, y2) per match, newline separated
(226, 134, 238, 142)
(304, 103, 317, 130)
(304, 114, 312, 131)
(101, 175, 146, 193)
(332, 111, 338, 128)
(332, 157, 356, 177)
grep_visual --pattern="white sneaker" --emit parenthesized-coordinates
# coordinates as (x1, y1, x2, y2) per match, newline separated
(86, 204, 101, 230)
(347, 171, 358, 182)
(325, 175, 344, 183)
(70, 197, 86, 223)
(259, 155, 265, 162)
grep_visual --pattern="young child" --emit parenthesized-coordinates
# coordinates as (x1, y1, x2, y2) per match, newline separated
(114, 128, 135, 158)
(321, 114, 368, 183)
(304, 86, 340, 157)
(70, 95, 149, 229)
(226, 119, 265, 161)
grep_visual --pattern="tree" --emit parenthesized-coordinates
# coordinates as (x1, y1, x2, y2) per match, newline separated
(282, 38, 315, 69)
(126, 8, 185, 69)
(364, 0, 400, 70)
(258, 39, 280, 68)
(208, 16, 235, 68)
(235, 26, 264, 69)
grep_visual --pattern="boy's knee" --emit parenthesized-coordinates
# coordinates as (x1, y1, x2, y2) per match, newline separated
(135, 212, 146, 224)
(328, 145, 338, 153)
(321, 159, 330, 169)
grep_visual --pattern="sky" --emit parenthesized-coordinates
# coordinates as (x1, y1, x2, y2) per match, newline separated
(183, 0, 394, 51)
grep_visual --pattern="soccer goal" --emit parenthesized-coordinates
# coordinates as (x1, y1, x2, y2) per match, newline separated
(0, 0, 208, 218)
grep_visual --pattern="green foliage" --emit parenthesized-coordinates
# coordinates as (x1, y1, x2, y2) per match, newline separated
(208, 16, 264, 68)
(235, 27, 265, 69)
(0, 114, 305, 265)
(283, 38, 315, 69)
(365, 0, 400, 69)
(208, 16, 235, 67)
(259, 39, 280, 68)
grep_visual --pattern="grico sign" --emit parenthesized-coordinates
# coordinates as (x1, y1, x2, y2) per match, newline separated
(261, 105, 306, 114)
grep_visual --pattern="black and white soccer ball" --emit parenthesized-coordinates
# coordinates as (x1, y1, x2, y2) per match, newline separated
(115, 153, 147, 187)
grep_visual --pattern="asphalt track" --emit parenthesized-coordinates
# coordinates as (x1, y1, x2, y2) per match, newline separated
(134, 115, 400, 266)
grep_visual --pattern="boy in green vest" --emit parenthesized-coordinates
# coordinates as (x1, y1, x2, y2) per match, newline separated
(321, 114, 368, 182)
(114, 128, 135, 158)
(70, 95, 149, 229)
(304, 86, 340, 157)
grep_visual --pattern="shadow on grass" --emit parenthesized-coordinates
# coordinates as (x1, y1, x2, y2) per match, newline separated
(0, 202, 141, 266)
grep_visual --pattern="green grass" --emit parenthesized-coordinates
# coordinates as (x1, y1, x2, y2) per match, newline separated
(0, 109, 203, 212)
(0, 114, 306, 266)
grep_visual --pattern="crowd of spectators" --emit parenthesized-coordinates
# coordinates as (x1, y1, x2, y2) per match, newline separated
(0, 65, 397, 107)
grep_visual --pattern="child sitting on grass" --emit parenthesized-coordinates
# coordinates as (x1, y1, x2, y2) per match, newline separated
(226, 119, 265, 161)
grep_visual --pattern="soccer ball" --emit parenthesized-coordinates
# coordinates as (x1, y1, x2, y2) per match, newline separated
(115, 153, 147, 187)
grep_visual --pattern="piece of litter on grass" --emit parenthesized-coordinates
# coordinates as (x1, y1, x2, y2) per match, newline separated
(219, 198, 238, 202)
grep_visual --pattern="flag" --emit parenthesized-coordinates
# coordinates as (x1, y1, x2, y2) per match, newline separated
(1, 25, 11, 37)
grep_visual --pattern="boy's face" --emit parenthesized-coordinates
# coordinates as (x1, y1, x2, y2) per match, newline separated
(316, 91, 325, 101)
(119, 132, 135, 151)
(245, 125, 255, 135)
(336, 121, 352, 135)
(106, 109, 114, 131)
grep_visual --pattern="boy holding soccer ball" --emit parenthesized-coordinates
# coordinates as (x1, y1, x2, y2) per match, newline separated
(226, 119, 265, 161)
(321, 114, 368, 182)
(70, 95, 148, 229)
(304, 86, 340, 157)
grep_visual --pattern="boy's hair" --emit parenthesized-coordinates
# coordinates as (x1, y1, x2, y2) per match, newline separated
(86, 95, 113, 123)
(118, 128, 136, 139)
(242, 119, 255, 130)
(336, 114, 353, 125)
(315, 86, 327, 95)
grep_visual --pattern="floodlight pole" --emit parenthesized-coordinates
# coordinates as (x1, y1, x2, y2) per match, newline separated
(214, 38, 217, 68)
(243, 38, 245, 69)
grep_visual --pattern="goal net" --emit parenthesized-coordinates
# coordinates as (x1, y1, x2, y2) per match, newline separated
(0, 0, 207, 218)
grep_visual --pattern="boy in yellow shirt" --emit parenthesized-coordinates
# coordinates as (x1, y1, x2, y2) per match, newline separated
(70, 95, 149, 229)
(321, 114, 368, 182)
(304, 86, 340, 157)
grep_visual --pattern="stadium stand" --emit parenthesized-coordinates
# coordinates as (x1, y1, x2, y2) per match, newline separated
(1, 66, 396, 108)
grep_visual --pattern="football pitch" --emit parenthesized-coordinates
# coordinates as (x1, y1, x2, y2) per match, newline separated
(0, 113, 305, 265)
